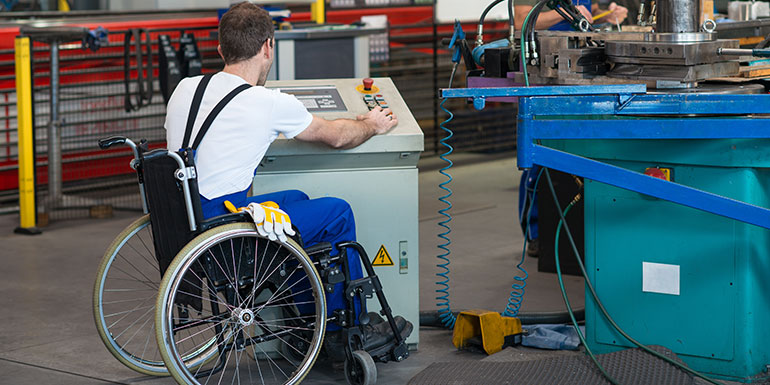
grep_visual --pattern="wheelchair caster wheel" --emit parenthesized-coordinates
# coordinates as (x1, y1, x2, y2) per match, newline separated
(345, 350, 377, 385)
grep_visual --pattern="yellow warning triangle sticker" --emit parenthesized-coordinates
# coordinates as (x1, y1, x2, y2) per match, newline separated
(372, 245, 394, 266)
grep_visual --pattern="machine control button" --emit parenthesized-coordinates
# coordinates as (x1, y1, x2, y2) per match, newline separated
(363, 78, 374, 91)
(356, 78, 379, 94)
(644, 167, 671, 181)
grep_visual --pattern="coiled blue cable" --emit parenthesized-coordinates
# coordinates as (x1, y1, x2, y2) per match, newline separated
(502, 167, 543, 317)
(436, 98, 456, 329)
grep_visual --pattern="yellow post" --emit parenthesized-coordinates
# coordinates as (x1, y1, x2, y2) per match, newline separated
(14, 36, 40, 235)
(58, 0, 71, 11)
(311, 0, 325, 24)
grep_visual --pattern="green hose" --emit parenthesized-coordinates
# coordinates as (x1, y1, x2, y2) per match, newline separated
(520, 5, 538, 86)
(555, 200, 619, 385)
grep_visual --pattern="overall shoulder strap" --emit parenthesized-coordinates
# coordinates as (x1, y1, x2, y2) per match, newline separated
(181, 73, 214, 149)
(190, 83, 252, 150)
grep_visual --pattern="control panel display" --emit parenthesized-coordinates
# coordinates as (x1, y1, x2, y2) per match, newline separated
(274, 85, 347, 112)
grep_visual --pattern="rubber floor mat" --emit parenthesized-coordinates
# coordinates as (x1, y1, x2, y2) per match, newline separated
(408, 345, 696, 385)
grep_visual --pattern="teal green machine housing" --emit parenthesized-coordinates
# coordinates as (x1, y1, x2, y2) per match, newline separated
(554, 139, 770, 382)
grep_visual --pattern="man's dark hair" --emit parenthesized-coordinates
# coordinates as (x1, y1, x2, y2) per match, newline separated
(218, 2, 274, 65)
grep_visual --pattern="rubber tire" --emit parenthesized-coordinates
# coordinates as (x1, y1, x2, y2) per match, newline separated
(92, 215, 168, 375)
(155, 223, 326, 385)
(345, 350, 377, 385)
(93, 214, 219, 376)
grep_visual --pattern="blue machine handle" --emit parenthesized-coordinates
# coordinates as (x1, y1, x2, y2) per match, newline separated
(449, 20, 465, 64)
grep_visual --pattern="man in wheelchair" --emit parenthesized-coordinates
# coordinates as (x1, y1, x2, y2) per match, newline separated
(163, 0, 412, 378)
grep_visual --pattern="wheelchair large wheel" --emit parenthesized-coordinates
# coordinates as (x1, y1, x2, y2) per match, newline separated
(156, 223, 326, 385)
(93, 215, 217, 375)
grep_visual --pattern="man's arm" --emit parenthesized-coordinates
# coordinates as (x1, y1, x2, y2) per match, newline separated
(514, 5, 593, 30)
(294, 106, 398, 149)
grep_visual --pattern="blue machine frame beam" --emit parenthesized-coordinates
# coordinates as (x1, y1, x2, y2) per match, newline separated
(532, 144, 770, 229)
(440, 85, 770, 230)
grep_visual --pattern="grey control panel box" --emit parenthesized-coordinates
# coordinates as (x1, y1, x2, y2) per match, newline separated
(256, 77, 423, 346)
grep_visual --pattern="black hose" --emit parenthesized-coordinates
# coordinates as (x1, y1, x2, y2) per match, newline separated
(419, 308, 585, 327)
(552, 6, 576, 26)
(528, 0, 550, 57)
(480, 0, 506, 26)
(530, 0, 550, 37)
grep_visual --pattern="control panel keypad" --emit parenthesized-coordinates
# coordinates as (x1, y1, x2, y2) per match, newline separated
(364, 94, 390, 111)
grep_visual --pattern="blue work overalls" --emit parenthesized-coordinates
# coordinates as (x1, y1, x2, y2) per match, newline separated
(201, 188, 364, 330)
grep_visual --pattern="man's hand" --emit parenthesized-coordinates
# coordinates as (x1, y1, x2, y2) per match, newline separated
(357, 106, 398, 135)
(595, 2, 628, 25)
(295, 105, 397, 149)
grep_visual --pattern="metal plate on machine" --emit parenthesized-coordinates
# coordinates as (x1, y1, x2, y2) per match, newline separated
(274, 85, 347, 112)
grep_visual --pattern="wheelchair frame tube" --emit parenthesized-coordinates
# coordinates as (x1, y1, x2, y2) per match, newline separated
(338, 241, 407, 348)
(122, 138, 148, 214)
(166, 151, 197, 232)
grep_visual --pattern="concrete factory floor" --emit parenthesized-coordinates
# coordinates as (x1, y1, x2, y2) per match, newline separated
(0, 152, 723, 385)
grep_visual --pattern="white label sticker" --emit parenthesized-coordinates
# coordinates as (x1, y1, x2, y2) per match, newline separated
(642, 262, 680, 296)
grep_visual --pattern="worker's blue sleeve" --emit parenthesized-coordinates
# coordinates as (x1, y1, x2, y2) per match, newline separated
(201, 189, 364, 330)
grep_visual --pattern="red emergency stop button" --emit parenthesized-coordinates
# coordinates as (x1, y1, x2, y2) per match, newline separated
(363, 78, 374, 91)
(644, 167, 670, 181)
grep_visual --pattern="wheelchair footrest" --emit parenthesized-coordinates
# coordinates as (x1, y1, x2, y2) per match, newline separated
(368, 340, 409, 363)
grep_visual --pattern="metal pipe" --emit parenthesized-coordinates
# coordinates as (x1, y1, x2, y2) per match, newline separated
(718, 47, 770, 57)
(48, 43, 62, 206)
(656, 0, 700, 33)
(167, 151, 197, 232)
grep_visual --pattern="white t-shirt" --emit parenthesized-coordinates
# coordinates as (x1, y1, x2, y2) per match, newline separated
(165, 72, 312, 199)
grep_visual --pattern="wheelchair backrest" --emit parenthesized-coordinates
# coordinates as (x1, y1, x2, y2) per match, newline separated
(141, 148, 204, 275)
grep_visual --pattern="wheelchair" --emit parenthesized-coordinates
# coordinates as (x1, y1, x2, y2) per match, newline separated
(92, 136, 410, 385)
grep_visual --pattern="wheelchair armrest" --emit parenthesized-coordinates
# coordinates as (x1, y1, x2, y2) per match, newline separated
(199, 212, 253, 232)
(304, 242, 333, 256)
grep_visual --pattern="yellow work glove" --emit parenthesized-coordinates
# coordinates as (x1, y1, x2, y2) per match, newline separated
(224, 200, 296, 242)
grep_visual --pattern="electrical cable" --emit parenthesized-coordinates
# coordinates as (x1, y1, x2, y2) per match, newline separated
(544, 168, 725, 385)
(502, 167, 543, 317)
(553, 195, 620, 385)
(435, 97, 456, 329)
